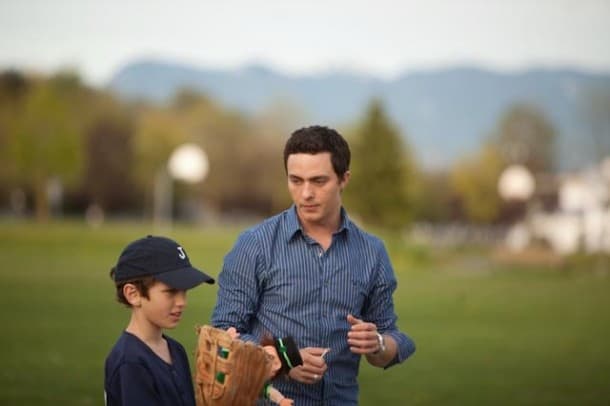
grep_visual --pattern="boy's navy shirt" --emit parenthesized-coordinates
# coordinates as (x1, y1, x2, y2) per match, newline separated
(104, 331, 195, 406)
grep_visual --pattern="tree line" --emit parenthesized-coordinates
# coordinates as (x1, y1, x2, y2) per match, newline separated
(0, 69, 566, 229)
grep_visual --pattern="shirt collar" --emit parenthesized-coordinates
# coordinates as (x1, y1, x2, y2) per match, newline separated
(285, 205, 351, 242)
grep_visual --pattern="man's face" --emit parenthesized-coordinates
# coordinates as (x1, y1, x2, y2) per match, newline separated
(286, 152, 349, 228)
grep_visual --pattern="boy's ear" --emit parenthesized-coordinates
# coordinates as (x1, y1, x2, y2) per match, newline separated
(123, 283, 141, 307)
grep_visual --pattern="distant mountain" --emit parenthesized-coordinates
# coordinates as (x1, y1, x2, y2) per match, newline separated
(109, 59, 610, 170)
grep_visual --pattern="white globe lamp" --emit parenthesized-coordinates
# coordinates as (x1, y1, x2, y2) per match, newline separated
(498, 165, 535, 201)
(167, 143, 209, 183)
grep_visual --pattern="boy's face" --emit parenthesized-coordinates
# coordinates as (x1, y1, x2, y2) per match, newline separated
(138, 281, 187, 330)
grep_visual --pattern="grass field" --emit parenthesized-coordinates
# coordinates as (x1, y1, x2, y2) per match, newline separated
(1, 220, 609, 405)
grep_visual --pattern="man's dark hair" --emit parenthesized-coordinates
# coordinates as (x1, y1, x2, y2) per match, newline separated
(283, 125, 351, 178)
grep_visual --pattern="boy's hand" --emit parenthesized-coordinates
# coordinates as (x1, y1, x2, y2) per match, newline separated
(262, 345, 282, 378)
(279, 397, 294, 406)
(226, 327, 239, 339)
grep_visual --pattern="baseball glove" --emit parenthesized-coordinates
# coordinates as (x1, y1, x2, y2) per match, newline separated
(194, 325, 272, 406)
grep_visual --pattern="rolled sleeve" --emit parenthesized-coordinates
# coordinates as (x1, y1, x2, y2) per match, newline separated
(384, 330, 416, 368)
(211, 231, 264, 344)
(366, 241, 416, 369)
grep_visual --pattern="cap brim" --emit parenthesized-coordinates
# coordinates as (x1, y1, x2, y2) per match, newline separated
(155, 266, 215, 290)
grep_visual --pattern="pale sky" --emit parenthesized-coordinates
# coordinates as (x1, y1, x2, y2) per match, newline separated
(1, 0, 609, 86)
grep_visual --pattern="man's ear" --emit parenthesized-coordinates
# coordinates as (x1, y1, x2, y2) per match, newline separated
(340, 170, 351, 191)
(123, 283, 141, 307)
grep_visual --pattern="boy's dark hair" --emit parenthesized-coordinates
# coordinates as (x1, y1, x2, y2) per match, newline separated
(283, 125, 351, 178)
(109, 267, 156, 307)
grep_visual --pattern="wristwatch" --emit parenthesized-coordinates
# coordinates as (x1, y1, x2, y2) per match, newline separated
(372, 332, 386, 355)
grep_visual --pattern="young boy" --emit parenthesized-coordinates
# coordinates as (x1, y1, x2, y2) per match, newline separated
(104, 235, 215, 406)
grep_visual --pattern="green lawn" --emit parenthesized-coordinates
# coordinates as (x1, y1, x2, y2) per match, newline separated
(0, 220, 609, 405)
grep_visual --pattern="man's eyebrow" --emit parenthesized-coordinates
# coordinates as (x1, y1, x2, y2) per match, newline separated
(288, 174, 330, 181)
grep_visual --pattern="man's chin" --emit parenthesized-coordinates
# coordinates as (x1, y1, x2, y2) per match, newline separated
(298, 209, 320, 222)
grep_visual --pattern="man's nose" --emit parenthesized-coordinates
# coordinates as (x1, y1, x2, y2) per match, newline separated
(301, 182, 314, 199)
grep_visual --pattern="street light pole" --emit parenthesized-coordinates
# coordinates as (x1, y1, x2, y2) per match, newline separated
(153, 143, 209, 231)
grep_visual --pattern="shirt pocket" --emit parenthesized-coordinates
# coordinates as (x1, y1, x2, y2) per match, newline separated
(349, 276, 370, 317)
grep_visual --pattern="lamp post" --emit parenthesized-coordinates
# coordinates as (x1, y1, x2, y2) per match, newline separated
(154, 143, 209, 230)
(497, 164, 535, 252)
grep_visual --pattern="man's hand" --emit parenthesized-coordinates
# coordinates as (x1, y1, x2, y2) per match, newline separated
(347, 314, 381, 354)
(288, 347, 329, 384)
(347, 314, 398, 368)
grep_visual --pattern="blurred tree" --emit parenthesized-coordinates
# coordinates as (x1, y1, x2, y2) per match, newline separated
(132, 105, 188, 216)
(410, 170, 456, 223)
(0, 70, 28, 101)
(580, 86, 610, 161)
(450, 145, 505, 223)
(170, 90, 247, 216)
(171, 89, 288, 218)
(84, 98, 137, 212)
(250, 98, 304, 214)
(6, 74, 85, 221)
(492, 104, 556, 174)
(345, 99, 414, 230)
(0, 70, 29, 188)
(172, 87, 215, 112)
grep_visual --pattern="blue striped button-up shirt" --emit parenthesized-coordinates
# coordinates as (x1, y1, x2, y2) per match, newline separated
(211, 206, 415, 405)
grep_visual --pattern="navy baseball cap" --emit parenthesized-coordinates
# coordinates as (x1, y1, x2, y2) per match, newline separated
(113, 235, 214, 289)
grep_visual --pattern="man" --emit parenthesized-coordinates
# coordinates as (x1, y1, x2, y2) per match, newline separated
(212, 125, 415, 405)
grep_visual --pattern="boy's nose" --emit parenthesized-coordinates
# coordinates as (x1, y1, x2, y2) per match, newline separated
(175, 291, 187, 307)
